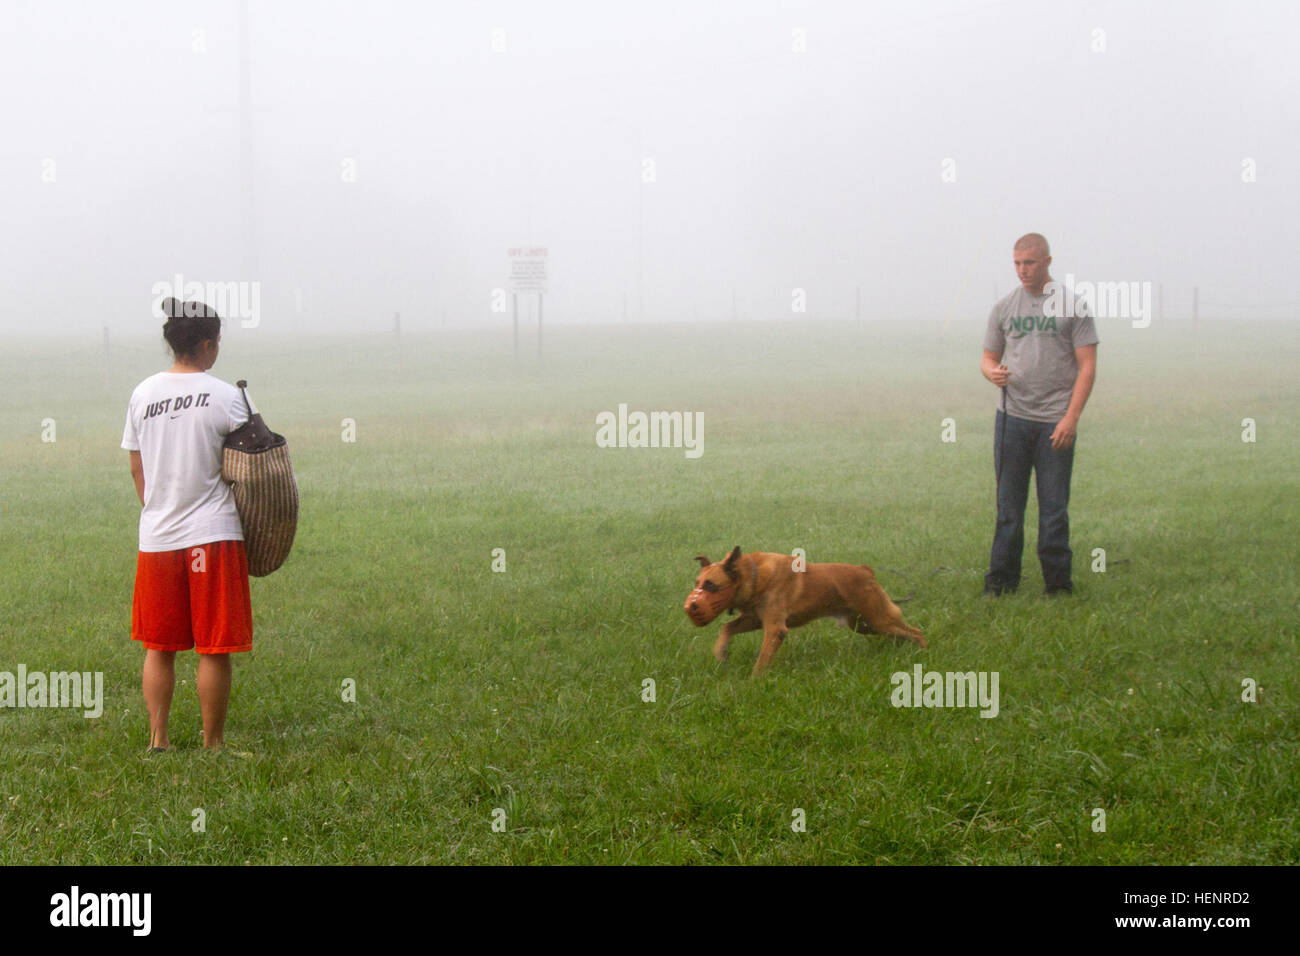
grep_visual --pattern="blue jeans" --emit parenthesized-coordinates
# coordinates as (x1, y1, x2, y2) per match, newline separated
(986, 410, 1075, 593)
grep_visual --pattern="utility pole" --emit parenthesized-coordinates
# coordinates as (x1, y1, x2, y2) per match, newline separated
(238, 0, 258, 284)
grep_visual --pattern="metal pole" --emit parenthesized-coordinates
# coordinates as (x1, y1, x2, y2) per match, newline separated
(637, 135, 646, 324)
(638, 178, 645, 323)
(238, 0, 258, 283)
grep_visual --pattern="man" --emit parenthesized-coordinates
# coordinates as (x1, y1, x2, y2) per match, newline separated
(981, 233, 1098, 596)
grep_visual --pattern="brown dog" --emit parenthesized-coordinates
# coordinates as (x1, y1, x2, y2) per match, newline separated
(685, 546, 926, 675)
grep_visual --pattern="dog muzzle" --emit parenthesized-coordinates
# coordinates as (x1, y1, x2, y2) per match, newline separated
(684, 584, 737, 627)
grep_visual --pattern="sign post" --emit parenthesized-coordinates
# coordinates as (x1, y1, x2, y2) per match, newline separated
(508, 246, 547, 359)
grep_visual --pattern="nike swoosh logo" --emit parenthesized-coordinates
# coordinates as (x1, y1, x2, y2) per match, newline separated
(169, 414, 182, 419)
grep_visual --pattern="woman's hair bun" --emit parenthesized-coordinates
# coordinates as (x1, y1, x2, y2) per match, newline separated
(162, 299, 223, 359)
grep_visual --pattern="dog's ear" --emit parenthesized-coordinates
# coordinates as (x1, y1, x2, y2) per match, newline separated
(722, 546, 741, 578)
(693, 554, 711, 568)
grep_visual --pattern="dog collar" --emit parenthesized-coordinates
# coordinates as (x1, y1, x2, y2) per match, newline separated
(725, 562, 756, 612)
(721, 562, 755, 611)
(729, 562, 757, 608)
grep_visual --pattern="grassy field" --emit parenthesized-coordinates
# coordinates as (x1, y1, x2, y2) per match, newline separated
(1, 317, 1296, 864)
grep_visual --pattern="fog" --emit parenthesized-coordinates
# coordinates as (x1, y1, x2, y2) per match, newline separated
(2, 0, 1297, 340)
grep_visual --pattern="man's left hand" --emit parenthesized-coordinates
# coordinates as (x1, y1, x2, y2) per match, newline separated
(1050, 415, 1078, 450)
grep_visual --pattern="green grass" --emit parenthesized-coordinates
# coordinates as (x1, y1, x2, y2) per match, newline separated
(1, 317, 1296, 864)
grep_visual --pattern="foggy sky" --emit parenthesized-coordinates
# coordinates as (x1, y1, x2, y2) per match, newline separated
(2, 0, 1297, 338)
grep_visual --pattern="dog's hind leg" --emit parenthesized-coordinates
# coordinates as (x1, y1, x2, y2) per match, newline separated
(847, 589, 927, 649)
(714, 612, 760, 662)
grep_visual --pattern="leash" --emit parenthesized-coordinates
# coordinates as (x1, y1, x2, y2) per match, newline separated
(879, 565, 997, 603)
(996, 382, 1007, 506)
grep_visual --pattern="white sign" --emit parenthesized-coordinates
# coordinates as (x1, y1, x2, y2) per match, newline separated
(508, 246, 548, 293)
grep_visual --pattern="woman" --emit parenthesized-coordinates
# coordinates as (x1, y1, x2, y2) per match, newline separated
(121, 299, 256, 752)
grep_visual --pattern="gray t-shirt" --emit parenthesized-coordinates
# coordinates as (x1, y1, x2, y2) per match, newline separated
(983, 283, 1099, 423)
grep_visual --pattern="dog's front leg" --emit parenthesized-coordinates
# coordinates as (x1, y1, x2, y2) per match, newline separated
(752, 619, 789, 676)
(714, 612, 760, 662)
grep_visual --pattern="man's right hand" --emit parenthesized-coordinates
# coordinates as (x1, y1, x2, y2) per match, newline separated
(981, 350, 1010, 388)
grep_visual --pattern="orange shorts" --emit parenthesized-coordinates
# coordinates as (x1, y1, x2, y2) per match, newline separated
(132, 540, 253, 654)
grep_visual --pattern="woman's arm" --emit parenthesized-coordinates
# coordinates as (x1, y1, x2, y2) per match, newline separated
(128, 450, 145, 506)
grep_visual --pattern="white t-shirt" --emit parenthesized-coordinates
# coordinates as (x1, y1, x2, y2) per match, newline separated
(121, 372, 258, 552)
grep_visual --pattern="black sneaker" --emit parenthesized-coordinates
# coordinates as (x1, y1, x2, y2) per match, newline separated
(1044, 585, 1073, 597)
